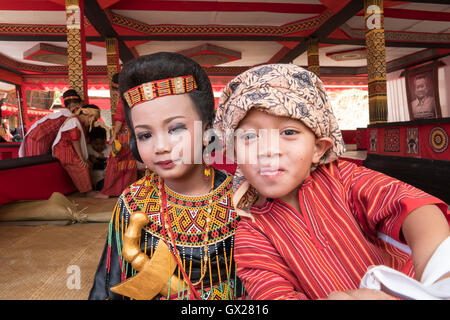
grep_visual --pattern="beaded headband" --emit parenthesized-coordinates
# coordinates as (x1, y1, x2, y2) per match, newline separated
(123, 75, 197, 108)
(63, 95, 81, 101)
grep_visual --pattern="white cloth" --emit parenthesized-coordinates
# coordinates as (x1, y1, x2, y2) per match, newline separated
(51, 116, 88, 160)
(18, 109, 72, 157)
(360, 237, 450, 300)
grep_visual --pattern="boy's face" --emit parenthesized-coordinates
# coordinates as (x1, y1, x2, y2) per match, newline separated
(235, 109, 331, 202)
(131, 93, 206, 181)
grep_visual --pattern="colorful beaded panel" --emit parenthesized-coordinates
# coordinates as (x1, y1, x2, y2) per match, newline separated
(123, 75, 197, 108)
(123, 173, 238, 247)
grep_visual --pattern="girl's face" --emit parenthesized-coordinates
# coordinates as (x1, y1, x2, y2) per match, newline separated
(235, 109, 331, 202)
(131, 94, 206, 181)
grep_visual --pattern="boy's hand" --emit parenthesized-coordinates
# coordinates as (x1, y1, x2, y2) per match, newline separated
(324, 288, 397, 300)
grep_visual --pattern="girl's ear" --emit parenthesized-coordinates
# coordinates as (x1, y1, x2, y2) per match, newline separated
(312, 137, 333, 164)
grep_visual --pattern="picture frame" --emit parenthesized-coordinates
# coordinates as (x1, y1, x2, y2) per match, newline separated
(404, 61, 441, 120)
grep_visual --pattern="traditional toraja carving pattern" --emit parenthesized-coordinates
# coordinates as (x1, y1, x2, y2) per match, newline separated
(110, 10, 333, 36)
(66, 29, 85, 98)
(429, 127, 449, 153)
(384, 128, 400, 152)
(0, 23, 66, 34)
(65, 0, 87, 101)
(307, 37, 320, 77)
(364, 0, 387, 124)
(369, 129, 378, 152)
(106, 38, 120, 121)
(406, 127, 419, 155)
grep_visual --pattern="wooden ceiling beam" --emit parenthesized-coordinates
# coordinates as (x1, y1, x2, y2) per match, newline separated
(83, 0, 134, 62)
(388, 0, 450, 5)
(277, 0, 364, 63)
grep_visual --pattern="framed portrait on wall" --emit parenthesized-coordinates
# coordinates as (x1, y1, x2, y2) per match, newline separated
(405, 61, 441, 120)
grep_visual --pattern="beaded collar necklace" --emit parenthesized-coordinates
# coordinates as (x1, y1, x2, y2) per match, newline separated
(156, 168, 215, 299)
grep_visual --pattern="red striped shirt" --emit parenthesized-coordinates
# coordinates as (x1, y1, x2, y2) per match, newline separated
(234, 160, 448, 300)
(23, 116, 68, 156)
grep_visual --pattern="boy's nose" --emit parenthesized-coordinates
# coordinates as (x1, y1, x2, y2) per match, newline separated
(257, 130, 280, 158)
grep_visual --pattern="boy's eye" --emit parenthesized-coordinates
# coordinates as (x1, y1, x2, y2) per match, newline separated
(281, 129, 298, 136)
(240, 132, 257, 141)
(137, 132, 152, 141)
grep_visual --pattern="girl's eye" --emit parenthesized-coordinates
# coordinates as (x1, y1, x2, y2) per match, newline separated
(137, 132, 152, 141)
(281, 129, 298, 136)
(169, 124, 187, 134)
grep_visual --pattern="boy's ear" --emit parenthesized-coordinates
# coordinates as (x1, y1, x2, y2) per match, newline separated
(313, 137, 333, 163)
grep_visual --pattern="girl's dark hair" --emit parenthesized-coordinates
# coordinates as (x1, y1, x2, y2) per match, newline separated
(119, 52, 215, 131)
(62, 89, 81, 108)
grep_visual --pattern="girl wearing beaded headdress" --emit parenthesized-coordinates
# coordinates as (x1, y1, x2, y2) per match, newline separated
(94, 73, 138, 199)
(89, 52, 243, 300)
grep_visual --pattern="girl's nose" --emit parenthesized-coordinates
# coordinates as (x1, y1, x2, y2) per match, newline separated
(154, 133, 172, 154)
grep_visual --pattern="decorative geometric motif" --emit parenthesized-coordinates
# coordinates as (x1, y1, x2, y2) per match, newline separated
(406, 127, 419, 154)
(384, 128, 400, 152)
(123, 76, 197, 108)
(111, 10, 332, 36)
(106, 38, 120, 120)
(369, 129, 378, 152)
(200, 281, 234, 300)
(124, 174, 238, 248)
(429, 127, 448, 153)
(365, 0, 387, 123)
(307, 37, 320, 77)
(0, 23, 66, 34)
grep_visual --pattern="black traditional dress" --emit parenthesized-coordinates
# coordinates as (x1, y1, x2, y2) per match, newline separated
(89, 169, 243, 300)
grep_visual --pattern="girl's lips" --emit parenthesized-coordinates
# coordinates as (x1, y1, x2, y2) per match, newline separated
(155, 160, 175, 169)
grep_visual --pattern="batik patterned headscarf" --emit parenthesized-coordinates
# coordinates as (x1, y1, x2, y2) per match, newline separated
(213, 64, 345, 218)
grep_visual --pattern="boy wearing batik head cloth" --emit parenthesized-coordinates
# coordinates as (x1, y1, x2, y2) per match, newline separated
(214, 64, 450, 300)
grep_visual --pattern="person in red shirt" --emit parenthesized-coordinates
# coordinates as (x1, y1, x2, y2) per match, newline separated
(18, 89, 82, 157)
(214, 64, 450, 300)
(94, 73, 137, 198)
(52, 104, 100, 196)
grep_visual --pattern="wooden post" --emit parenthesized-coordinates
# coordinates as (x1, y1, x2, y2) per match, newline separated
(15, 84, 28, 136)
(364, 0, 387, 123)
(106, 37, 120, 123)
(65, 0, 89, 103)
(307, 37, 320, 77)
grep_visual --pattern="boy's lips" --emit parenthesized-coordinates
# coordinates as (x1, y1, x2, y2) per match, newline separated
(259, 167, 285, 177)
